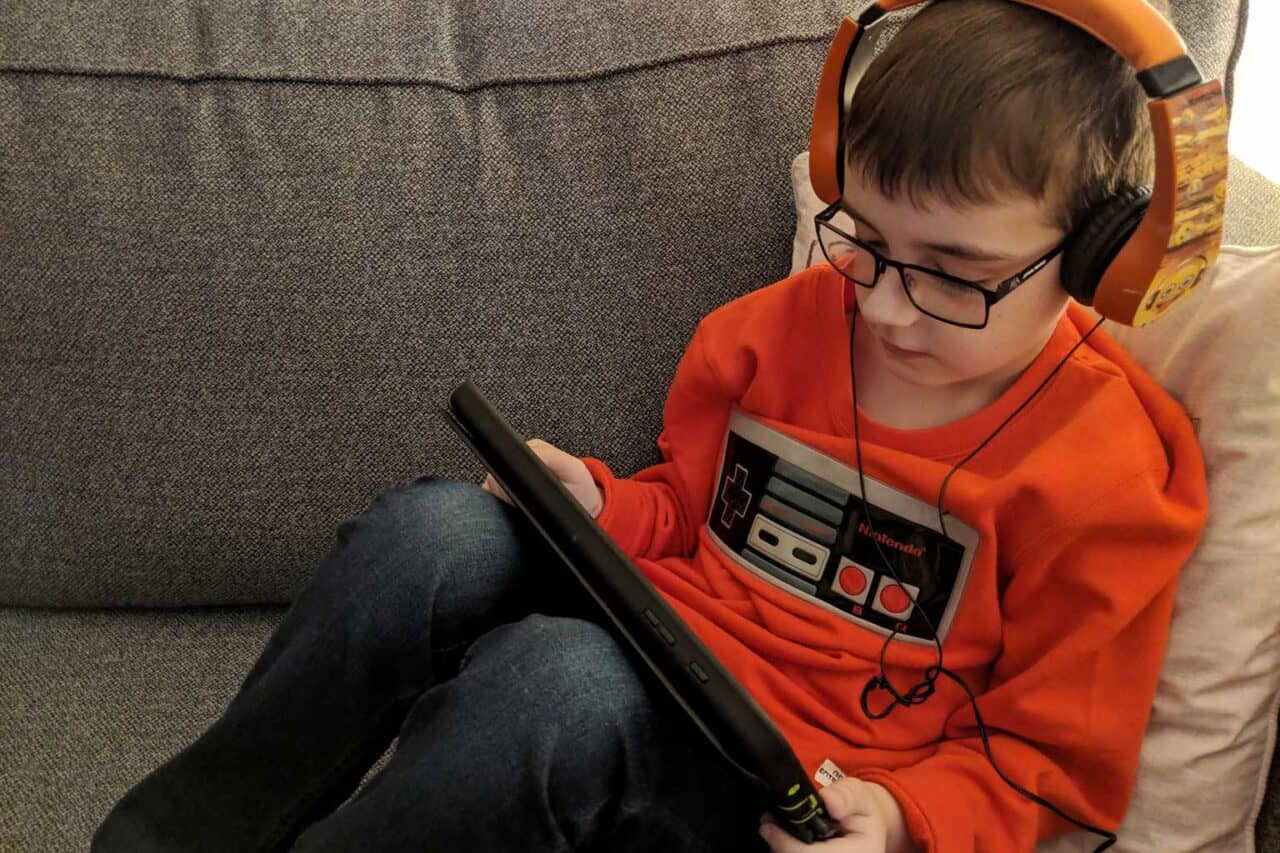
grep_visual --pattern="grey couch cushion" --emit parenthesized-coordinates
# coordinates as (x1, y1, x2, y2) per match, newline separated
(0, 0, 1254, 607)
(0, 606, 287, 851)
(2, 2, 851, 607)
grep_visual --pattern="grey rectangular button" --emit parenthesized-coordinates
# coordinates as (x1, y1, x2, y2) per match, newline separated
(774, 458, 852, 506)
(765, 476, 844, 526)
(688, 661, 709, 683)
(759, 494, 838, 545)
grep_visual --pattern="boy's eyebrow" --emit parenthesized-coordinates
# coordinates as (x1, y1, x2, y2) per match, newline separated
(838, 200, 1015, 263)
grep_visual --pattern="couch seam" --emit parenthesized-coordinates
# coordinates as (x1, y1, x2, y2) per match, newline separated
(0, 30, 832, 93)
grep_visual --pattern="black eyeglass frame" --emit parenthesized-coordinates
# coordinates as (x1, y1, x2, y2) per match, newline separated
(815, 201, 1068, 330)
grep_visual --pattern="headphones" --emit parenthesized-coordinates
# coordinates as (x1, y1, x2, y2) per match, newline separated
(809, 0, 1229, 327)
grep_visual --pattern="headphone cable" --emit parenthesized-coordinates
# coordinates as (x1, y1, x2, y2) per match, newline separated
(846, 301, 1117, 851)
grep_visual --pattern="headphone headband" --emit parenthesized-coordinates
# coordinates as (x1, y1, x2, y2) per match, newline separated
(878, 0, 1187, 70)
(809, 0, 1229, 327)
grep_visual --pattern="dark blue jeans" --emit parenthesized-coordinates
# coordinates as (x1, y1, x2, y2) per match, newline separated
(91, 475, 773, 852)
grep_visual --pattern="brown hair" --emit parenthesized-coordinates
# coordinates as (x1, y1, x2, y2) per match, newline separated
(842, 0, 1174, 233)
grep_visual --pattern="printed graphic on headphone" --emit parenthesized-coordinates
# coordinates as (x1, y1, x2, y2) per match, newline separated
(706, 408, 980, 646)
(1130, 86, 1228, 326)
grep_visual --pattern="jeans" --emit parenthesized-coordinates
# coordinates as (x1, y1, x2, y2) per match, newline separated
(91, 475, 773, 852)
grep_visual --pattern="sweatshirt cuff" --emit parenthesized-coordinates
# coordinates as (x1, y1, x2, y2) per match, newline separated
(579, 456, 640, 554)
(856, 768, 938, 853)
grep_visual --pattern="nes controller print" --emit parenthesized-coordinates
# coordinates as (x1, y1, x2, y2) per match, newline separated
(707, 409, 980, 646)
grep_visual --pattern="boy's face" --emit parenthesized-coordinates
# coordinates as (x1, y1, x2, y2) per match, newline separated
(841, 170, 1071, 399)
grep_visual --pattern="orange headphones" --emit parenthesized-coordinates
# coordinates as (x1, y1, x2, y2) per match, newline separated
(809, 0, 1229, 327)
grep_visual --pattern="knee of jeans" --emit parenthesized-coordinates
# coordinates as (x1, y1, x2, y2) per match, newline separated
(326, 476, 522, 593)
(476, 614, 660, 745)
(475, 615, 676, 826)
(347, 475, 511, 550)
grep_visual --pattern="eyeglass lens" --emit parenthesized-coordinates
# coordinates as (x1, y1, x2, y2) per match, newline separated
(818, 215, 988, 327)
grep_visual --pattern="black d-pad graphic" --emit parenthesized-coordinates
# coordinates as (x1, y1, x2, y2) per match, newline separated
(718, 464, 752, 528)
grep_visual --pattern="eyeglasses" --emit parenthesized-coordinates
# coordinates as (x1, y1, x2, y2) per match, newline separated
(815, 201, 1067, 329)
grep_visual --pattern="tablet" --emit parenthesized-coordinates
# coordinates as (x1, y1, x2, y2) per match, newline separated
(442, 379, 842, 843)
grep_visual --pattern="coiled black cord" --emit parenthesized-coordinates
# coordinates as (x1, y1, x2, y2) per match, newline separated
(847, 302, 1117, 851)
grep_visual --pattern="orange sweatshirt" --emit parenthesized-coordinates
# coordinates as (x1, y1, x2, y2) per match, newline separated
(579, 263, 1208, 852)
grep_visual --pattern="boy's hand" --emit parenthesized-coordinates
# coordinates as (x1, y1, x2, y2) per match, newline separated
(480, 438, 604, 519)
(758, 779, 918, 853)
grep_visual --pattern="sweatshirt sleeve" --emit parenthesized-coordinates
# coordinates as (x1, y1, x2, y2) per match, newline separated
(857, 454, 1208, 852)
(578, 318, 739, 563)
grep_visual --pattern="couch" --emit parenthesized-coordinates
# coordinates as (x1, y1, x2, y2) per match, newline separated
(2, 1, 1276, 850)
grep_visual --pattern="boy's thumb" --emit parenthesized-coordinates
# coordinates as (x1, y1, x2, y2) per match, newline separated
(819, 782, 849, 820)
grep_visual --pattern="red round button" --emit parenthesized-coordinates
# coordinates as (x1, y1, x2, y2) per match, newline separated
(839, 568, 868, 597)
(879, 584, 912, 614)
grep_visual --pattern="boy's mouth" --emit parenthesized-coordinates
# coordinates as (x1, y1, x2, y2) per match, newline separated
(878, 337, 929, 359)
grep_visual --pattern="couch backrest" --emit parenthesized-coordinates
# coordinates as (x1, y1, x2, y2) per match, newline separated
(0, 0, 1247, 606)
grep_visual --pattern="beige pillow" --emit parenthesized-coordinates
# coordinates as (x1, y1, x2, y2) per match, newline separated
(789, 150, 1280, 852)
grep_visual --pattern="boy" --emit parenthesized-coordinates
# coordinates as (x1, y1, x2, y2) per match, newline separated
(95, 1, 1206, 851)
(514, 0, 1206, 850)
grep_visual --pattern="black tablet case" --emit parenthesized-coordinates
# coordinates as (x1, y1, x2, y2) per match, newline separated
(443, 379, 841, 842)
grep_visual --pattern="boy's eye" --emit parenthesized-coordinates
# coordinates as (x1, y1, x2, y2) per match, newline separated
(853, 232, 994, 287)
(947, 267, 996, 286)
(935, 276, 976, 293)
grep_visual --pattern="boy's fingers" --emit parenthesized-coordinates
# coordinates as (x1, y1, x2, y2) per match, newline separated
(480, 475, 511, 504)
(820, 782, 848, 819)
(822, 778, 879, 819)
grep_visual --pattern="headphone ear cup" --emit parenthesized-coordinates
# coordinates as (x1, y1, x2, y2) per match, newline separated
(1061, 186, 1153, 306)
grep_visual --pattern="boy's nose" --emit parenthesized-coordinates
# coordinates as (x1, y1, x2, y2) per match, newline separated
(860, 267, 919, 328)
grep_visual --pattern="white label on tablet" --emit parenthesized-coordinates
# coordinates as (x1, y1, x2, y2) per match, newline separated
(815, 758, 847, 787)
